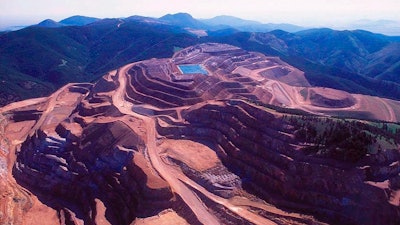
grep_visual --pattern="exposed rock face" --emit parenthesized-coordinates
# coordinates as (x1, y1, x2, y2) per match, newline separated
(1, 43, 399, 225)
(9, 79, 200, 224)
(14, 121, 175, 224)
(158, 100, 399, 224)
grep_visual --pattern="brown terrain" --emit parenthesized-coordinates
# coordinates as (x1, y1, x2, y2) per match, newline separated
(0, 43, 399, 225)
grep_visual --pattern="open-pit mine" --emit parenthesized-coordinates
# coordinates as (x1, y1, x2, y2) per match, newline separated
(0, 43, 400, 225)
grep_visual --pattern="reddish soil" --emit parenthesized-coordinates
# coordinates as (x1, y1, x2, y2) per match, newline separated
(0, 43, 399, 225)
(159, 139, 219, 172)
(133, 209, 189, 225)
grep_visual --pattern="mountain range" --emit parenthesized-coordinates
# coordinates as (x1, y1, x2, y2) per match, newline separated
(337, 19, 400, 36)
(1, 13, 400, 225)
(35, 16, 100, 28)
(0, 13, 400, 106)
(201, 15, 305, 33)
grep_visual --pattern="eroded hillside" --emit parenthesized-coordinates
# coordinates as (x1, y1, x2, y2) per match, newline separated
(1, 43, 400, 225)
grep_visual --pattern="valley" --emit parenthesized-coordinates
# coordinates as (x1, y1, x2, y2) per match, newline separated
(0, 43, 399, 225)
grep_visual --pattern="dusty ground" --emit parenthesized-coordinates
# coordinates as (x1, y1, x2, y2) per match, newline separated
(133, 209, 189, 225)
(159, 139, 219, 172)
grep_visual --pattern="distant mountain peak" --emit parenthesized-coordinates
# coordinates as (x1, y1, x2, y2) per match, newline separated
(37, 19, 63, 28)
(159, 12, 197, 24)
(59, 15, 99, 26)
(159, 12, 207, 29)
(202, 15, 262, 27)
(160, 12, 194, 19)
(202, 15, 304, 33)
(348, 19, 400, 36)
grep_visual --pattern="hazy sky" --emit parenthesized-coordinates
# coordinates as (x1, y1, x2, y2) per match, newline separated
(1, 0, 400, 28)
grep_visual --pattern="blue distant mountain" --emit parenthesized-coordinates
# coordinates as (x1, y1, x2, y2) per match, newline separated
(59, 15, 100, 26)
(159, 13, 209, 29)
(35, 16, 100, 28)
(342, 19, 400, 36)
(36, 19, 63, 28)
(201, 15, 262, 27)
(201, 15, 305, 33)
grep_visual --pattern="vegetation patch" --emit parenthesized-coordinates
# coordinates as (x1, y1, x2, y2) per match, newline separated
(284, 116, 400, 162)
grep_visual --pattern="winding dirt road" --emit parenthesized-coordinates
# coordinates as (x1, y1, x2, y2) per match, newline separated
(378, 97, 396, 122)
(113, 63, 221, 225)
(112, 63, 278, 225)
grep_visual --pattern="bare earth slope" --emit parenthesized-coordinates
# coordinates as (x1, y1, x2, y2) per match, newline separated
(1, 43, 400, 225)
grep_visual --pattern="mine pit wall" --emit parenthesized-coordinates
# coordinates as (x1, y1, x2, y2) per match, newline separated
(71, 75, 124, 118)
(126, 64, 259, 108)
(130, 65, 200, 98)
(68, 83, 93, 95)
(79, 75, 118, 105)
(125, 73, 177, 108)
(156, 100, 400, 225)
(75, 94, 124, 118)
(152, 75, 194, 91)
(76, 102, 117, 117)
(169, 157, 241, 200)
(12, 119, 176, 225)
(91, 76, 119, 94)
(10, 110, 42, 122)
(128, 66, 202, 106)
(189, 186, 257, 225)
